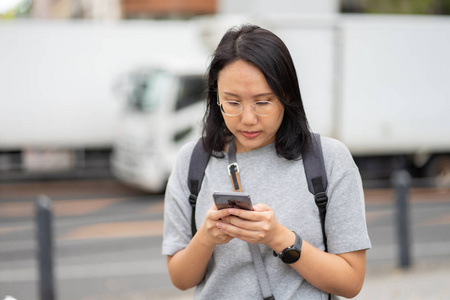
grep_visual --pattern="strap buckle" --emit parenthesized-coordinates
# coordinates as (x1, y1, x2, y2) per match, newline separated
(227, 162, 239, 175)
(314, 192, 328, 208)
(188, 194, 197, 206)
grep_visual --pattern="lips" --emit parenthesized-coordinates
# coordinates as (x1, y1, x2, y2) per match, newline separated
(240, 131, 261, 139)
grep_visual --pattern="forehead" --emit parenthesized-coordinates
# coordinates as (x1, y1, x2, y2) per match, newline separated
(217, 60, 272, 95)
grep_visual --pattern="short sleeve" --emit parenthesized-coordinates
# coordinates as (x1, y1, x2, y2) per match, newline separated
(162, 140, 197, 256)
(321, 137, 372, 254)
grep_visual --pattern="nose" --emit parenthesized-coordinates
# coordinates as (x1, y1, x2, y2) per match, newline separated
(240, 103, 258, 125)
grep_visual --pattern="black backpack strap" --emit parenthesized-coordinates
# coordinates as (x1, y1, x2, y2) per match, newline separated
(187, 138, 210, 237)
(303, 132, 329, 253)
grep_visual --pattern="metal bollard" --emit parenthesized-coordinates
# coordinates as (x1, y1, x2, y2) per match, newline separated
(35, 195, 56, 300)
(392, 170, 412, 269)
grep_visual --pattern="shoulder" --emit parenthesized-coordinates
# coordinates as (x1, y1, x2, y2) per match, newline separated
(320, 136, 352, 157)
(319, 135, 358, 173)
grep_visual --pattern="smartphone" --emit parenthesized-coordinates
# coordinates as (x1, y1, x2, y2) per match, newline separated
(213, 191, 253, 211)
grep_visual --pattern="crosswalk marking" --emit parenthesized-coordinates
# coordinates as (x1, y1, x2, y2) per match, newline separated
(0, 197, 125, 217)
(420, 213, 450, 226)
(60, 220, 164, 240)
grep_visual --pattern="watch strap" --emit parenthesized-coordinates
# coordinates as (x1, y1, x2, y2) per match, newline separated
(273, 231, 302, 264)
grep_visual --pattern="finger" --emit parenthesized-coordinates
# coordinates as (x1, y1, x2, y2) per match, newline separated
(217, 221, 257, 241)
(226, 215, 264, 231)
(226, 207, 261, 221)
(209, 207, 233, 221)
(252, 203, 271, 212)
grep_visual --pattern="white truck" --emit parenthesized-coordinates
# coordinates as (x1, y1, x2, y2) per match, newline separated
(0, 19, 208, 179)
(110, 15, 450, 192)
(110, 59, 208, 191)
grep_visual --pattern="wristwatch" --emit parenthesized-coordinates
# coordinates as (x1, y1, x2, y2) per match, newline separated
(273, 231, 303, 264)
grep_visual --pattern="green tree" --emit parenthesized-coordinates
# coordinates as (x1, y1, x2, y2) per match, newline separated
(341, 0, 450, 15)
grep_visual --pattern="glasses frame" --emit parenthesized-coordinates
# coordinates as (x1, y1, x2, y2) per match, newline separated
(217, 98, 279, 117)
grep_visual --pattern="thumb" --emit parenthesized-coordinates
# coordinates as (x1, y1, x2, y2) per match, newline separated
(252, 203, 271, 212)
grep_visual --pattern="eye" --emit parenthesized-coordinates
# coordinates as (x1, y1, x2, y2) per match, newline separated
(227, 101, 241, 107)
(255, 101, 271, 107)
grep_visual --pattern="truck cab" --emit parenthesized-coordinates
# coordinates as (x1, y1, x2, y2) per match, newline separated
(111, 60, 207, 192)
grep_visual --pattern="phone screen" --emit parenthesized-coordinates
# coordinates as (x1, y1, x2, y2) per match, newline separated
(213, 191, 253, 210)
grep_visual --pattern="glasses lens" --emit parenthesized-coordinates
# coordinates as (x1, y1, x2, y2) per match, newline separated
(221, 102, 242, 116)
(253, 101, 276, 116)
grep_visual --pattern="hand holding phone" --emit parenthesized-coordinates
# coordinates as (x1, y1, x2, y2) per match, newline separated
(213, 191, 253, 211)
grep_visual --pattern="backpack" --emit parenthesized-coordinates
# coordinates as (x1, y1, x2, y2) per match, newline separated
(187, 132, 329, 252)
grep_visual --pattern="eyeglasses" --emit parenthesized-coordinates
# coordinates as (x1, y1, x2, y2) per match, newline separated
(217, 100, 279, 117)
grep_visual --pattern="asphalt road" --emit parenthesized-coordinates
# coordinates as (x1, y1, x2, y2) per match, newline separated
(0, 179, 449, 300)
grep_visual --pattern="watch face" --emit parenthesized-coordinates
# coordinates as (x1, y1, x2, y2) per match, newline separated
(282, 249, 300, 264)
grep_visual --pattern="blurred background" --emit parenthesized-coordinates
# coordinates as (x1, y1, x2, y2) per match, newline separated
(1, 0, 449, 299)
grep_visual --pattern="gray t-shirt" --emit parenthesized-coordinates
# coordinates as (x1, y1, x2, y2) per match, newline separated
(162, 136, 371, 299)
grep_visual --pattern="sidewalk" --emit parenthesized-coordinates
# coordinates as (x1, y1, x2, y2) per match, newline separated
(354, 259, 450, 300)
(161, 259, 450, 300)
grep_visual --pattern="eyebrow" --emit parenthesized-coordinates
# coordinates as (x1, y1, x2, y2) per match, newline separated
(222, 92, 275, 98)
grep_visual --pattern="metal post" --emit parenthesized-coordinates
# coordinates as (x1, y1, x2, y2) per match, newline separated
(36, 195, 56, 300)
(392, 170, 412, 269)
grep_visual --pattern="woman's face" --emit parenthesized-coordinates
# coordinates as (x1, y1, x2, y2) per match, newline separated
(217, 59, 284, 153)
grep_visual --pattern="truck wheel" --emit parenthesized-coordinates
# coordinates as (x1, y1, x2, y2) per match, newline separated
(425, 155, 450, 188)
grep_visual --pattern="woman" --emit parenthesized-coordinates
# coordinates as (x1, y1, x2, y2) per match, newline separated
(162, 24, 371, 299)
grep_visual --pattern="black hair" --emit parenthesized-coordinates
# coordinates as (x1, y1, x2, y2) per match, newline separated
(202, 24, 310, 160)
